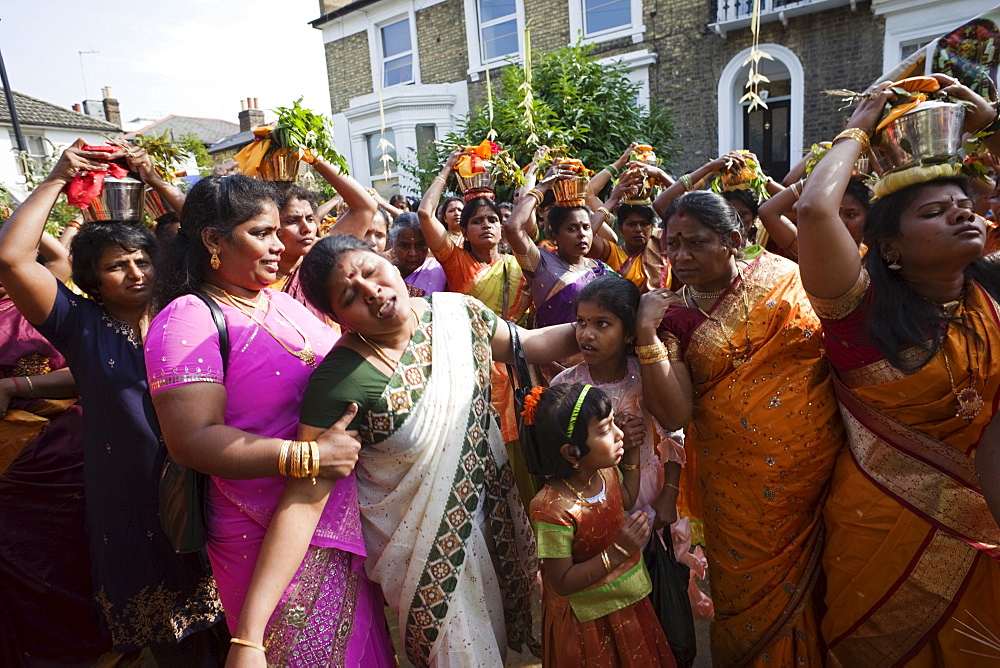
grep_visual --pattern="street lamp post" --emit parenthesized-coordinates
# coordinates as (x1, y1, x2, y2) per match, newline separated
(0, 18, 27, 154)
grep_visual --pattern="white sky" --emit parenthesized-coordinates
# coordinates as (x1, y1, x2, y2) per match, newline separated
(1, 0, 332, 126)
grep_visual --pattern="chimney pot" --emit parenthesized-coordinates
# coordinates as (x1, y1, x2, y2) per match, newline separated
(72, 103, 82, 112)
(253, 97, 259, 109)
(102, 88, 122, 130)
(241, 99, 247, 111)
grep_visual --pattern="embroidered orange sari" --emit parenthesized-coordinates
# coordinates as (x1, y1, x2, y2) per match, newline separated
(813, 272, 1000, 666)
(659, 252, 843, 666)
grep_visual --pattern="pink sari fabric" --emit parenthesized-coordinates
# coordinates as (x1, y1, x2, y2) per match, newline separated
(145, 290, 394, 666)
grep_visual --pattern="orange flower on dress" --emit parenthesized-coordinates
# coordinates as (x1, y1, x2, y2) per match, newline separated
(521, 386, 546, 425)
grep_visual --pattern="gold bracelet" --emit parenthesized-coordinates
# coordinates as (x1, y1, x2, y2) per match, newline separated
(790, 180, 804, 199)
(528, 188, 544, 203)
(278, 440, 292, 477)
(309, 440, 320, 483)
(619, 462, 638, 471)
(230, 637, 266, 652)
(639, 351, 671, 365)
(23, 376, 33, 392)
(612, 542, 630, 558)
(597, 206, 612, 219)
(600, 549, 612, 574)
(432, 176, 447, 186)
(634, 342, 667, 357)
(833, 128, 870, 154)
(680, 174, 693, 192)
(664, 482, 680, 492)
(293, 441, 308, 479)
(67, 220, 83, 230)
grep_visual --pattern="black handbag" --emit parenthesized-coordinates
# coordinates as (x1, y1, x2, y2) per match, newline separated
(504, 319, 544, 475)
(645, 527, 698, 668)
(158, 291, 229, 554)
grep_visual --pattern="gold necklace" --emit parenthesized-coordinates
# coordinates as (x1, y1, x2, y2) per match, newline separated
(206, 287, 317, 367)
(563, 471, 601, 505)
(940, 298, 983, 420)
(685, 284, 727, 299)
(356, 308, 420, 371)
(684, 266, 753, 368)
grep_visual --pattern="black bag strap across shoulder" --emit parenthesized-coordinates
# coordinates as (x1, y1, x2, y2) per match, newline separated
(191, 291, 229, 374)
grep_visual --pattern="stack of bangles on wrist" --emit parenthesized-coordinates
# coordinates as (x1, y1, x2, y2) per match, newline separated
(832, 127, 870, 154)
(636, 341, 681, 364)
(432, 176, 447, 186)
(600, 549, 612, 574)
(605, 164, 621, 178)
(525, 188, 544, 206)
(279, 439, 320, 483)
(679, 174, 694, 192)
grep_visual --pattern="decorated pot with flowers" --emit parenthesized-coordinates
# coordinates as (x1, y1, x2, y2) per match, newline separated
(552, 157, 593, 207)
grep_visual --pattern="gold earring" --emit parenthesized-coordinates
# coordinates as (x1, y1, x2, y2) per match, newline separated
(210, 250, 221, 270)
(571, 460, 580, 471)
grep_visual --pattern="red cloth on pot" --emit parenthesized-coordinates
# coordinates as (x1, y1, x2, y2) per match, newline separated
(66, 145, 130, 210)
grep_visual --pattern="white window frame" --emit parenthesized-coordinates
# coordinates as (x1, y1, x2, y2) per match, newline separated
(464, 0, 525, 80)
(369, 12, 420, 90)
(597, 49, 656, 110)
(568, 0, 645, 46)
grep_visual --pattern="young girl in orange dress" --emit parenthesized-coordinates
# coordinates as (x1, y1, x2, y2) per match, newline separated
(527, 382, 676, 667)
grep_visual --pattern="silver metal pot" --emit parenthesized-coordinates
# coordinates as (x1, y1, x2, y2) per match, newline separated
(870, 101, 966, 175)
(84, 174, 145, 222)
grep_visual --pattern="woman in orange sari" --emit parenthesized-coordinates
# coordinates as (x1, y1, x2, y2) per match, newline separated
(797, 75, 1000, 665)
(639, 190, 844, 666)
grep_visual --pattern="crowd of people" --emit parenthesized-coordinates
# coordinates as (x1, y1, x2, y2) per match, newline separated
(2, 71, 1000, 668)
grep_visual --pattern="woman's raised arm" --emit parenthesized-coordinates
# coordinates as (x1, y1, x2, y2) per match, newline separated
(314, 159, 378, 240)
(797, 85, 891, 299)
(0, 141, 112, 324)
(417, 149, 466, 252)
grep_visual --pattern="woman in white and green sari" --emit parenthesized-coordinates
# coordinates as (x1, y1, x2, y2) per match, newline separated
(295, 234, 579, 667)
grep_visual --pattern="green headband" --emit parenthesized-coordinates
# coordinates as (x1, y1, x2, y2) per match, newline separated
(566, 385, 592, 439)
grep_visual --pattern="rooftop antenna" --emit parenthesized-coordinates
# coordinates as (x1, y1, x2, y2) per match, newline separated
(79, 50, 99, 99)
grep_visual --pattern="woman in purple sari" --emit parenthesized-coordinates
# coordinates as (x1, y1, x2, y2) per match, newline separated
(145, 175, 395, 667)
(503, 170, 611, 327)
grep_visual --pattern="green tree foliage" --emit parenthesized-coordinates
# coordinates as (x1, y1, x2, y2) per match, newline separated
(401, 41, 677, 196)
(179, 133, 215, 176)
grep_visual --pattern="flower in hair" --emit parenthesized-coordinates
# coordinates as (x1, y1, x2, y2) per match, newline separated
(521, 386, 546, 425)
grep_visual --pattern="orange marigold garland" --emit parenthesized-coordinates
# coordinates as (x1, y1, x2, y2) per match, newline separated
(521, 386, 546, 425)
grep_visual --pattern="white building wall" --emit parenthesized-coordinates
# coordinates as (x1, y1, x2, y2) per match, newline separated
(1, 125, 113, 201)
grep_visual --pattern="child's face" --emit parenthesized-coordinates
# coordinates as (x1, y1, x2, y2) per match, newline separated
(575, 301, 628, 367)
(576, 412, 625, 470)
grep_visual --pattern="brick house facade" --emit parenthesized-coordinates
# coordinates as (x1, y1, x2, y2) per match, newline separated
(311, 0, 991, 192)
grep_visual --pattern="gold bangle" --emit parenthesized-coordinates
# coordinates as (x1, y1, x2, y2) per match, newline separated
(67, 220, 83, 230)
(230, 637, 266, 652)
(680, 174, 693, 192)
(528, 188, 544, 203)
(309, 440, 320, 483)
(833, 128, 870, 155)
(278, 440, 292, 477)
(23, 376, 33, 392)
(432, 176, 447, 186)
(634, 342, 667, 357)
(619, 462, 638, 471)
(293, 440, 308, 479)
(600, 549, 612, 574)
(612, 542, 630, 558)
(664, 482, 680, 492)
(639, 351, 671, 365)
(597, 206, 612, 219)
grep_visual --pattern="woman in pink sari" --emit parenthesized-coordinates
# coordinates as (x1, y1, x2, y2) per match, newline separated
(145, 175, 395, 667)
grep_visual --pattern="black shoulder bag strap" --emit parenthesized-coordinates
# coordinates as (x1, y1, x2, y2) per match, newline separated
(191, 291, 229, 372)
